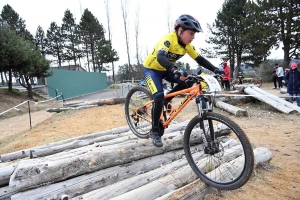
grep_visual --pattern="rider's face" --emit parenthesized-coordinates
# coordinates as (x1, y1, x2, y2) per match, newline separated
(179, 28, 196, 45)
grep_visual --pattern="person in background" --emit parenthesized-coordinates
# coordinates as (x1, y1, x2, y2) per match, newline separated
(276, 63, 284, 89)
(222, 61, 230, 90)
(284, 62, 300, 106)
(272, 64, 278, 89)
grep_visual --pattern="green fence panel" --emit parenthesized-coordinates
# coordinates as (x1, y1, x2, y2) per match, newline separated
(46, 69, 110, 99)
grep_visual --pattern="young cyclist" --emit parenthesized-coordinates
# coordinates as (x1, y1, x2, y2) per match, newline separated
(143, 14, 225, 147)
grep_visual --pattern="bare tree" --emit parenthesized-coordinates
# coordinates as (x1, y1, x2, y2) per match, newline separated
(104, 0, 116, 83)
(134, 5, 141, 66)
(120, 0, 133, 71)
(134, 4, 143, 78)
(165, 0, 173, 33)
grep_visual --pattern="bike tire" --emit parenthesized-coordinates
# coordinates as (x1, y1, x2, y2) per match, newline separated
(125, 86, 153, 138)
(183, 112, 254, 190)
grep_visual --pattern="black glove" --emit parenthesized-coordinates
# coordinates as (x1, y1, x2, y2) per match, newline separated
(215, 69, 225, 75)
(170, 66, 178, 74)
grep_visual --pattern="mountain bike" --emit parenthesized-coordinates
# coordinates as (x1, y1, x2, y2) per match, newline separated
(124, 74, 254, 190)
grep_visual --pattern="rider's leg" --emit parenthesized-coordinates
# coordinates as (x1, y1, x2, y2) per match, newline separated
(144, 68, 164, 147)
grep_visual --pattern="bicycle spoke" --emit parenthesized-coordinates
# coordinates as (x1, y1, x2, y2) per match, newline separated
(184, 112, 254, 189)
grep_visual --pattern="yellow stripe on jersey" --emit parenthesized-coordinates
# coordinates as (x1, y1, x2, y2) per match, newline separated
(145, 75, 158, 94)
(143, 31, 200, 71)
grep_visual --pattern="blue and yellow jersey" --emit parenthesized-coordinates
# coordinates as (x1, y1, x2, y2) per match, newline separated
(144, 31, 200, 71)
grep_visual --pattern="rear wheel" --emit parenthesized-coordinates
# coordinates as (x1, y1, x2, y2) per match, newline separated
(183, 112, 254, 190)
(125, 86, 153, 138)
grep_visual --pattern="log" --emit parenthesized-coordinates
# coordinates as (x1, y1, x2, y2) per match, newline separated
(156, 147, 273, 200)
(10, 149, 188, 200)
(98, 145, 244, 200)
(244, 87, 297, 114)
(0, 121, 189, 187)
(0, 125, 131, 162)
(30, 120, 189, 159)
(251, 86, 300, 113)
(0, 185, 17, 200)
(216, 101, 248, 117)
(71, 139, 238, 200)
(9, 127, 231, 192)
(0, 165, 16, 187)
(46, 98, 126, 112)
(280, 88, 287, 94)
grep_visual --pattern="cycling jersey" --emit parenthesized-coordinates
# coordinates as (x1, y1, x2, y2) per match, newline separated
(144, 31, 199, 71)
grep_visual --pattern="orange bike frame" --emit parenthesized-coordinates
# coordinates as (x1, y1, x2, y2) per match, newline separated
(137, 83, 203, 129)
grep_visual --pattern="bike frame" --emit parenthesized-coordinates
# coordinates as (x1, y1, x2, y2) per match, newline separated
(135, 83, 203, 129)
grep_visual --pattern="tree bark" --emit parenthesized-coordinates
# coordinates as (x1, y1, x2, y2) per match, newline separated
(251, 86, 300, 113)
(156, 147, 272, 200)
(10, 148, 190, 200)
(244, 87, 297, 114)
(9, 126, 231, 192)
(71, 139, 239, 200)
(46, 98, 126, 112)
(0, 126, 131, 162)
(215, 101, 248, 117)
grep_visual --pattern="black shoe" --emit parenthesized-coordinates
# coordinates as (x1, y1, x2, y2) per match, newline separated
(149, 131, 163, 147)
(164, 102, 172, 114)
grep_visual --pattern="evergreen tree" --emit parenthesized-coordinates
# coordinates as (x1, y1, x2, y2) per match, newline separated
(79, 9, 106, 72)
(45, 22, 65, 68)
(35, 25, 47, 56)
(0, 4, 33, 42)
(258, 0, 300, 67)
(96, 40, 119, 72)
(61, 9, 83, 67)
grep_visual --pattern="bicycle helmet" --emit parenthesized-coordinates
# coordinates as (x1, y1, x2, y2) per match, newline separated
(174, 14, 203, 32)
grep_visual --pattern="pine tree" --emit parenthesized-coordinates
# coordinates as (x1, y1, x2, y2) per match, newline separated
(45, 22, 65, 68)
(79, 9, 106, 72)
(35, 25, 47, 56)
(258, 0, 300, 67)
(1, 4, 33, 42)
(61, 9, 83, 67)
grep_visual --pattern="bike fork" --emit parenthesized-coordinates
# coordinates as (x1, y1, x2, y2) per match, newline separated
(195, 96, 209, 147)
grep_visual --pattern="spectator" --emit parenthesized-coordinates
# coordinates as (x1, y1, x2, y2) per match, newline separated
(284, 62, 300, 106)
(222, 61, 230, 90)
(272, 64, 278, 89)
(276, 63, 284, 89)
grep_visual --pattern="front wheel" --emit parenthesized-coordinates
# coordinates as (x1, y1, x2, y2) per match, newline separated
(183, 112, 254, 190)
(125, 86, 153, 138)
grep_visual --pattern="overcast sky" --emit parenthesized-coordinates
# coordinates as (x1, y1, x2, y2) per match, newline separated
(0, 0, 283, 72)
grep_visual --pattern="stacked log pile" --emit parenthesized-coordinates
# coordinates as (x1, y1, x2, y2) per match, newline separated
(0, 120, 273, 200)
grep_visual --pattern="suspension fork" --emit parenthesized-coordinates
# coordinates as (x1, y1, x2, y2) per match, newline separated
(195, 96, 210, 147)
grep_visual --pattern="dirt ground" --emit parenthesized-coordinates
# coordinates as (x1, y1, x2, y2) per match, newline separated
(0, 83, 299, 200)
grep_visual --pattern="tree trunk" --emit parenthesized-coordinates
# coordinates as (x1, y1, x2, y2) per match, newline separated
(96, 145, 245, 200)
(24, 76, 33, 98)
(9, 148, 189, 200)
(244, 87, 297, 114)
(156, 147, 273, 200)
(8, 69, 13, 92)
(0, 125, 131, 162)
(0, 72, 5, 86)
(215, 101, 248, 116)
(9, 127, 231, 191)
(251, 86, 300, 113)
(67, 139, 239, 200)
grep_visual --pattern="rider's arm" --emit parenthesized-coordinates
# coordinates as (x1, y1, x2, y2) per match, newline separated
(157, 51, 177, 73)
(186, 44, 219, 73)
(195, 56, 219, 73)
